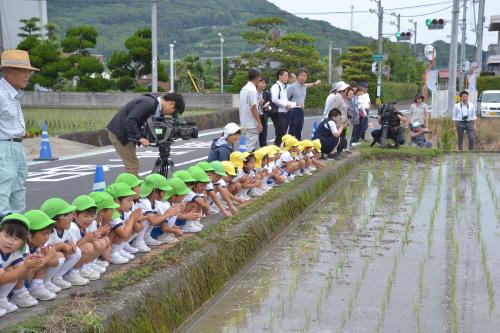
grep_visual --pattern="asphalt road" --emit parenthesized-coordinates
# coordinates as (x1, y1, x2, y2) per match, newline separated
(26, 116, 329, 210)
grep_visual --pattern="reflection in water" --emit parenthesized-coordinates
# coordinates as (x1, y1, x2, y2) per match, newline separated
(183, 155, 500, 333)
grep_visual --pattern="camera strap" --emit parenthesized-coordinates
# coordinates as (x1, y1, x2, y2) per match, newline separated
(146, 116, 158, 141)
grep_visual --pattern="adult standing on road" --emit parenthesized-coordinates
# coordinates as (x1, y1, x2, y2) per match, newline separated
(452, 90, 476, 151)
(0, 50, 38, 219)
(257, 77, 272, 148)
(270, 69, 296, 146)
(286, 68, 321, 140)
(358, 82, 371, 141)
(238, 68, 263, 151)
(106, 92, 185, 176)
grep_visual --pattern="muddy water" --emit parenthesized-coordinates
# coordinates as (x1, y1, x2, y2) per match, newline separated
(183, 155, 500, 333)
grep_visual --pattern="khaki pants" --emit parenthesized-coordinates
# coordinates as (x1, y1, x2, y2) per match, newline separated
(108, 130, 140, 176)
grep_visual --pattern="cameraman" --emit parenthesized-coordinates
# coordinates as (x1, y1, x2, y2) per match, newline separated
(107, 93, 185, 176)
(370, 103, 408, 147)
(409, 121, 433, 148)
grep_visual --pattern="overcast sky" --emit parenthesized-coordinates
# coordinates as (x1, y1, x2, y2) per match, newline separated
(268, 0, 499, 51)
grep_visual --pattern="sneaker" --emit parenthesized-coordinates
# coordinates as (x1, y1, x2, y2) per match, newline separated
(145, 236, 162, 247)
(90, 263, 106, 274)
(193, 220, 204, 229)
(119, 249, 134, 260)
(351, 142, 361, 147)
(0, 297, 19, 313)
(44, 281, 62, 294)
(10, 289, 38, 308)
(344, 149, 352, 154)
(111, 252, 129, 264)
(30, 286, 56, 301)
(96, 259, 110, 268)
(210, 206, 220, 214)
(133, 241, 151, 253)
(123, 243, 139, 254)
(52, 276, 72, 290)
(294, 170, 304, 177)
(310, 166, 317, 171)
(288, 174, 296, 181)
(157, 233, 179, 244)
(64, 270, 89, 286)
(183, 221, 202, 233)
(80, 267, 100, 281)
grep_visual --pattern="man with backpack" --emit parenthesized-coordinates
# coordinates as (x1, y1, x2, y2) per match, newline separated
(269, 69, 296, 146)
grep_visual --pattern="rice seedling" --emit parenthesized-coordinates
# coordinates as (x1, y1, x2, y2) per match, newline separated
(267, 308, 274, 330)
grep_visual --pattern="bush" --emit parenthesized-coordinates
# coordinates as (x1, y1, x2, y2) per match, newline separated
(304, 84, 330, 108)
(368, 81, 419, 104)
(477, 76, 500, 93)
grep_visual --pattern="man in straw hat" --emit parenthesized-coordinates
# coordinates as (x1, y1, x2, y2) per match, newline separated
(0, 49, 38, 219)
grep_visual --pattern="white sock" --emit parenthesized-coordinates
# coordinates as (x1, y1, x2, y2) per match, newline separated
(127, 233, 138, 244)
(30, 279, 44, 290)
(134, 221, 149, 244)
(12, 287, 27, 296)
(0, 282, 17, 299)
(45, 257, 65, 283)
(55, 247, 82, 277)
(111, 243, 122, 254)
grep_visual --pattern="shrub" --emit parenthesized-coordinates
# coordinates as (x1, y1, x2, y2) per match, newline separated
(368, 81, 419, 104)
(477, 76, 500, 93)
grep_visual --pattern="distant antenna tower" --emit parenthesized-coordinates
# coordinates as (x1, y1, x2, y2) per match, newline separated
(350, 5, 354, 31)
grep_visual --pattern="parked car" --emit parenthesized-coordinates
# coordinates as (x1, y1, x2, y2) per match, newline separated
(478, 90, 500, 118)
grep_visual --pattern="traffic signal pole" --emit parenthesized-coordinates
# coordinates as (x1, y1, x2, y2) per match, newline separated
(376, 0, 383, 104)
(447, 0, 460, 117)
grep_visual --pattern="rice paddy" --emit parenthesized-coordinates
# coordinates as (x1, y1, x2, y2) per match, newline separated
(182, 155, 500, 333)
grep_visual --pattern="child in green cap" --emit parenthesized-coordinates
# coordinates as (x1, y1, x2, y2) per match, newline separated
(182, 166, 212, 232)
(41, 197, 85, 288)
(197, 161, 232, 217)
(0, 214, 44, 315)
(24, 210, 62, 301)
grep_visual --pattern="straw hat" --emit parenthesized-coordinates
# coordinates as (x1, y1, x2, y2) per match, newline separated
(1, 49, 39, 71)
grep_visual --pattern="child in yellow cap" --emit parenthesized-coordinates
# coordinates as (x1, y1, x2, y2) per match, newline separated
(311, 139, 325, 169)
(220, 161, 246, 209)
(279, 137, 301, 179)
(235, 153, 264, 199)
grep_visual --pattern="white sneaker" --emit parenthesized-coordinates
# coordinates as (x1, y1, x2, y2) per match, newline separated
(119, 249, 134, 260)
(96, 259, 110, 268)
(288, 174, 296, 181)
(304, 169, 313, 176)
(30, 286, 57, 301)
(44, 281, 62, 294)
(133, 241, 151, 253)
(0, 308, 6, 317)
(193, 220, 204, 229)
(90, 263, 106, 274)
(183, 221, 202, 233)
(294, 170, 304, 177)
(237, 193, 251, 201)
(80, 267, 100, 281)
(111, 252, 129, 264)
(10, 289, 38, 308)
(145, 236, 162, 246)
(210, 206, 220, 214)
(310, 166, 317, 171)
(157, 233, 179, 244)
(52, 276, 72, 289)
(352, 142, 361, 147)
(123, 243, 139, 254)
(64, 270, 89, 286)
(0, 297, 19, 313)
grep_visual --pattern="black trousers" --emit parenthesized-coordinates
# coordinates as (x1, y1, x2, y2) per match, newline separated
(337, 131, 348, 153)
(271, 112, 289, 146)
(259, 115, 268, 148)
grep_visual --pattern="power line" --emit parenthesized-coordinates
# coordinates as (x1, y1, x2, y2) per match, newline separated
(399, 5, 453, 17)
(292, 1, 453, 15)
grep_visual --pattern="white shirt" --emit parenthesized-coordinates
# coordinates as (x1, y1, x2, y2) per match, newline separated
(271, 81, 296, 113)
(326, 120, 339, 136)
(215, 179, 227, 188)
(183, 191, 199, 203)
(0, 247, 27, 269)
(86, 220, 98, 233)
(358, 92, 371, 110)
(0, 78, 25, 139)
(68, 222, 84, 244)
(136, 198, 157, 215)
(156, 200, 177, 228)
(452, 102, 476, 121)
(49, 228, 70, 245)
(280, 151, 293, 164)
(323, 93, 336, 119)
(239, 81, 259, 129)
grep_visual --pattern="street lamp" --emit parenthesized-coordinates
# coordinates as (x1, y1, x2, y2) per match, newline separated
(218, 32, 224, 93)
(169, 42, 175, 92)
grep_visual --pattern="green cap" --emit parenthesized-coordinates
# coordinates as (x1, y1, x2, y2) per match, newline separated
(40, 198, 76, 219)
(25, 210, 55, 231)
(112, 210, 120, 220)
(1, 213, 30, 229)
(89, 191, 120, 211)
(115, 172, 143, 188)
(188, 166, 211, 183)
(106, 182, 137, 199)
(196, 161, 216, 172)
(210, 161, 227, 177)
(168, 178, 191, 196)
(140, 173, 173, 197)
(171, 170, 196, 183)
(72, 195, 97, 212)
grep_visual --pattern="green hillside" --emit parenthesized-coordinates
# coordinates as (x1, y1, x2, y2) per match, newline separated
(47, 0, 372, 59)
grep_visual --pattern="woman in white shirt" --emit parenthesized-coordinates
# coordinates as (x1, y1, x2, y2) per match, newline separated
(409, 94, 429, 128)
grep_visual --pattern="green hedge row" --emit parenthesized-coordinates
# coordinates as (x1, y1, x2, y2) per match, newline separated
(477, 76, 500, 93)
(304, 81, 419, 108)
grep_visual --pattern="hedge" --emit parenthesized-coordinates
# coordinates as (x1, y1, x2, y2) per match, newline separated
(304, 81, 418, 108)
(477, 76, 500, 93)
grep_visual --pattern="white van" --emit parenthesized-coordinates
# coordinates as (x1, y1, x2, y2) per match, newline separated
(478, 90, 500, 118)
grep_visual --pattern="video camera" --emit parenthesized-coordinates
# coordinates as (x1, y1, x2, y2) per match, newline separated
(143, 115, 198, 144)
(378, 103, 400, 128)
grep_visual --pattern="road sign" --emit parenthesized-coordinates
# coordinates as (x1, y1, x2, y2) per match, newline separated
(372, 53, 383, 62)
(371, 62, 378, 73)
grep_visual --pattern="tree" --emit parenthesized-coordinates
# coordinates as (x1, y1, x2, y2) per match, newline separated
(340, 46, 374, 83)
(18, 17, 42, 38)
(61, 25, 98, 55)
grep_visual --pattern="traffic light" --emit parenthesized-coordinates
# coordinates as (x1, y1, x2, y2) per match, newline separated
(426, 18, 445, 30)
(396, 32, 412, 41)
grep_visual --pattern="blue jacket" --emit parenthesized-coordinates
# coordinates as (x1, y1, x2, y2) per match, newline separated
(207, 138, 233, 162)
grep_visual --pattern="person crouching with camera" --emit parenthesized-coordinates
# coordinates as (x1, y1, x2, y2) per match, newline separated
(106, 93, 185, 176)
(409, 121, 432, 148)
(452, 90, 476, 151)
(370, 102, 408, 147)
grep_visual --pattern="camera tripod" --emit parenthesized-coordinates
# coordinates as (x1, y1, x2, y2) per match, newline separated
(151, 141, 176, 177)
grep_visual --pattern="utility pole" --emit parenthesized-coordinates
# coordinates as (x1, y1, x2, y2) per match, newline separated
(169, 43, 174, 92)
(459, 0, 467, 91)
(475, 0, 485, 72)
(0, 4, 4, 54)
(350, 5, 354, 31)
(376, 0, 383, 104)
(328, 41, 333, 84)
(448, 0, 460, 117)
(218, 32, 224, 93)
(151, 0, 158, 93)
(413, 21, 417, 54)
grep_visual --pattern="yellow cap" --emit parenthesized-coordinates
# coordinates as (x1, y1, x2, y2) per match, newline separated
(230, 151, 244, 169)
(312, 139, 321, 151)
(282, 134, 294, 146)
(222, 161, 237, 176)
(254, 148, 268, 169)
(284, 137, 300, 151)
